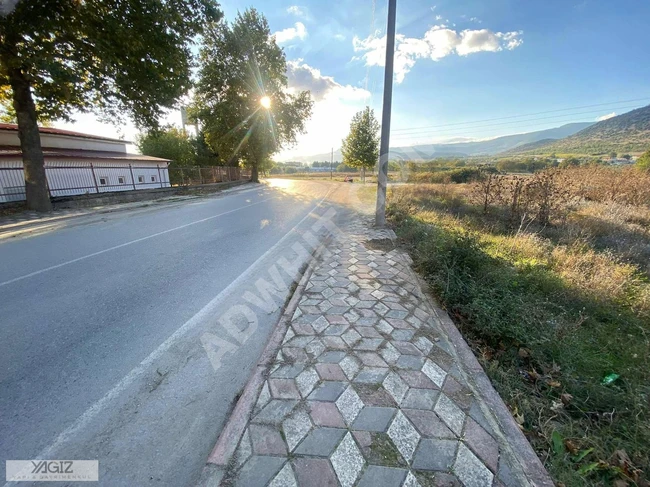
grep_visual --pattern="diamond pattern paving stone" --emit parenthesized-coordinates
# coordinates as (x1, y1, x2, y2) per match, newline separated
(351, 406, 396, 432)
(294, 427, 346, 456)
(434, 393, 466, 436)
(254, 382, 271, 414)
(234, 456, 286, 487)
(318, 351, 347, 363)
(355, 338, 384, 351)
(335, 385, 364, 425)
(249, 423, 287, 455)
(396, 354, 426, 370)
(271, 364, 305, 379)
(315, 363, 347, 381)
(331, 432, 365, 487)
(403, 472, 421, 487)
(269, 463, 297, 487)
(401, 388, 440, 410)
(308, 381, 347, 402)
(387, 411, 421, 463)
(380, 343, 401, 365)
(254, 400, 298, 425)
(402, 409, 455, 439)
(358, 352, 389, 367)
(354, 367, 389, 384)
(422, 359, 447, 388)
(309, 400, 346, 428)
(463, 417, 499, 473)
(283, 410, 312, 451)
(398, 370, 437, 390)
(356, 466, 408, 487)
(412, 438, 457, 471)
(268, 378, 301, 399)
(296, 367, 319, 398)
(454, 443, 494, 487)
(383, 371, 409, 405)
(339, 355, 360, 380)
(292, 458, 338, 487)
(234, 428, 252, 470)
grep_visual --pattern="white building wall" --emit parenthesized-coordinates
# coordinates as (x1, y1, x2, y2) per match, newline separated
(0, 131, 128, 153)
(0, 159, 170, 203)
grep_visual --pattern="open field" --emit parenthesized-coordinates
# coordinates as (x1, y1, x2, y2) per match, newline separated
(386, 166, 650, 486)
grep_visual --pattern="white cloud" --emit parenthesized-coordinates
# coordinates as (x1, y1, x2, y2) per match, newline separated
(274, 22, 308, 44)
(278, 61, 372, 159)
(334, 33, 346, 41)
(286, 60, 369, 102)
(596, 112, 616, 121)
(353, 25, 523, 83)
(287, 5, 309, 19)
(435, 14, 443, 20)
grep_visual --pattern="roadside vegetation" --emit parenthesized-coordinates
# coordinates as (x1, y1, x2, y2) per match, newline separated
(387, 165, 650, 486)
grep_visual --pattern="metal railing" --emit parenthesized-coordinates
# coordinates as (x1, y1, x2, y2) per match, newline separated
(168, 166, 249, 187)
(0, 164, 250, 203)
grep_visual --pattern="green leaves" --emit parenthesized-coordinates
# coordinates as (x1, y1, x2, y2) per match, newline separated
(341, 107, 380, 170)
(0, 0, 221, 126)
(192, 8, 313, 178)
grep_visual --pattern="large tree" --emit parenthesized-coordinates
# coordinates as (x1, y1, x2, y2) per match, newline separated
(341, 107, 380, 180)
(191, 8, 313, 183)
(137, 127, 196, 167)
(0, 0, 221, 211)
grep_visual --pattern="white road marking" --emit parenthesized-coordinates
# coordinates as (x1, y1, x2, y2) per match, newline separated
(0, 197, 276, 288)
(9, 187, 332, 473)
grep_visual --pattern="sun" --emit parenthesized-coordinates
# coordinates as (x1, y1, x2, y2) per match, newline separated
(260, 96, 271, 109)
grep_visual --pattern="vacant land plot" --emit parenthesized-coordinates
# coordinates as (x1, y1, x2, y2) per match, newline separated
(387, 166, 650, 486)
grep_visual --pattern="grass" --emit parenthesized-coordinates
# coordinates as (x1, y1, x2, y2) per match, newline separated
(387, 181, 650, 486)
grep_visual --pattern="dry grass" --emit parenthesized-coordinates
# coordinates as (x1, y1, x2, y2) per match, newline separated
(388, 168, 650, 486)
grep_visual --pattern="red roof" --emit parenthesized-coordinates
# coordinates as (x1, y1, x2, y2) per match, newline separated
(0, 123, 131, 144)
(0, 146, 170, 162)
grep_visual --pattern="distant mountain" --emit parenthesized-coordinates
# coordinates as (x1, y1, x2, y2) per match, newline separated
(507, 105, 650, 155)
(281, 122, 592, 163)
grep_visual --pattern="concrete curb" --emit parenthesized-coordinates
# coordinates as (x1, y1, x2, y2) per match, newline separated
(196, 236, 331, 487)
(389, 242, 552, 485)
(432, 306, 554, 487)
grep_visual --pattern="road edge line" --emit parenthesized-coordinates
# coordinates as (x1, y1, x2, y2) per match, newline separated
(198, 235, 330, 485)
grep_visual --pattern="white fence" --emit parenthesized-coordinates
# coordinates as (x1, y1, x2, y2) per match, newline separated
(0, 161, 170, 203)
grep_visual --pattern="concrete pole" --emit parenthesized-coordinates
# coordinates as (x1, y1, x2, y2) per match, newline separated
(375, 0, 397, 227)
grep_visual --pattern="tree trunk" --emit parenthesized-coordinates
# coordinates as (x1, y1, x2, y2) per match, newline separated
(9, 66, 52, 212)
(251, 162, 259, 183)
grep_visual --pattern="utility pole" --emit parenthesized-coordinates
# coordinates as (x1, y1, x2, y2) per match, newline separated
(330, 147, 333, 180)
(375, 0, 397, 227)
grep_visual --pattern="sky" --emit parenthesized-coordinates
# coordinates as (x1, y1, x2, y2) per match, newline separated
(56, 0, 650, 160)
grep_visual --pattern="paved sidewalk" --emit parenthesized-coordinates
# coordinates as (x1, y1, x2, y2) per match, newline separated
(209, 215, 552, 487)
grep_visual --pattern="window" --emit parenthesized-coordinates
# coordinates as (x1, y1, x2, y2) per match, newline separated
(138, 175, 145, 183)
(151, 176, 156, 182)
(99, 177, 107, 185)
(118, 176, 126, 184)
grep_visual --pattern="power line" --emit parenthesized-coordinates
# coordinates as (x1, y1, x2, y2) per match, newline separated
(390, 97, 650, 133)
(389, 104, 642, 140)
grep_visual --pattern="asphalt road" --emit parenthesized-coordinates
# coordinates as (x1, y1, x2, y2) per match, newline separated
(0, 180, 353, 486)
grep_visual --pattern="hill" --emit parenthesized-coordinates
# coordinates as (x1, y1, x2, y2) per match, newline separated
(280, 122, 592, 163)
(507, 105, 650, 155)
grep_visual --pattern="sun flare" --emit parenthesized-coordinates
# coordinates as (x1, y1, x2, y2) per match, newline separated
(260, 96, 271, 109)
